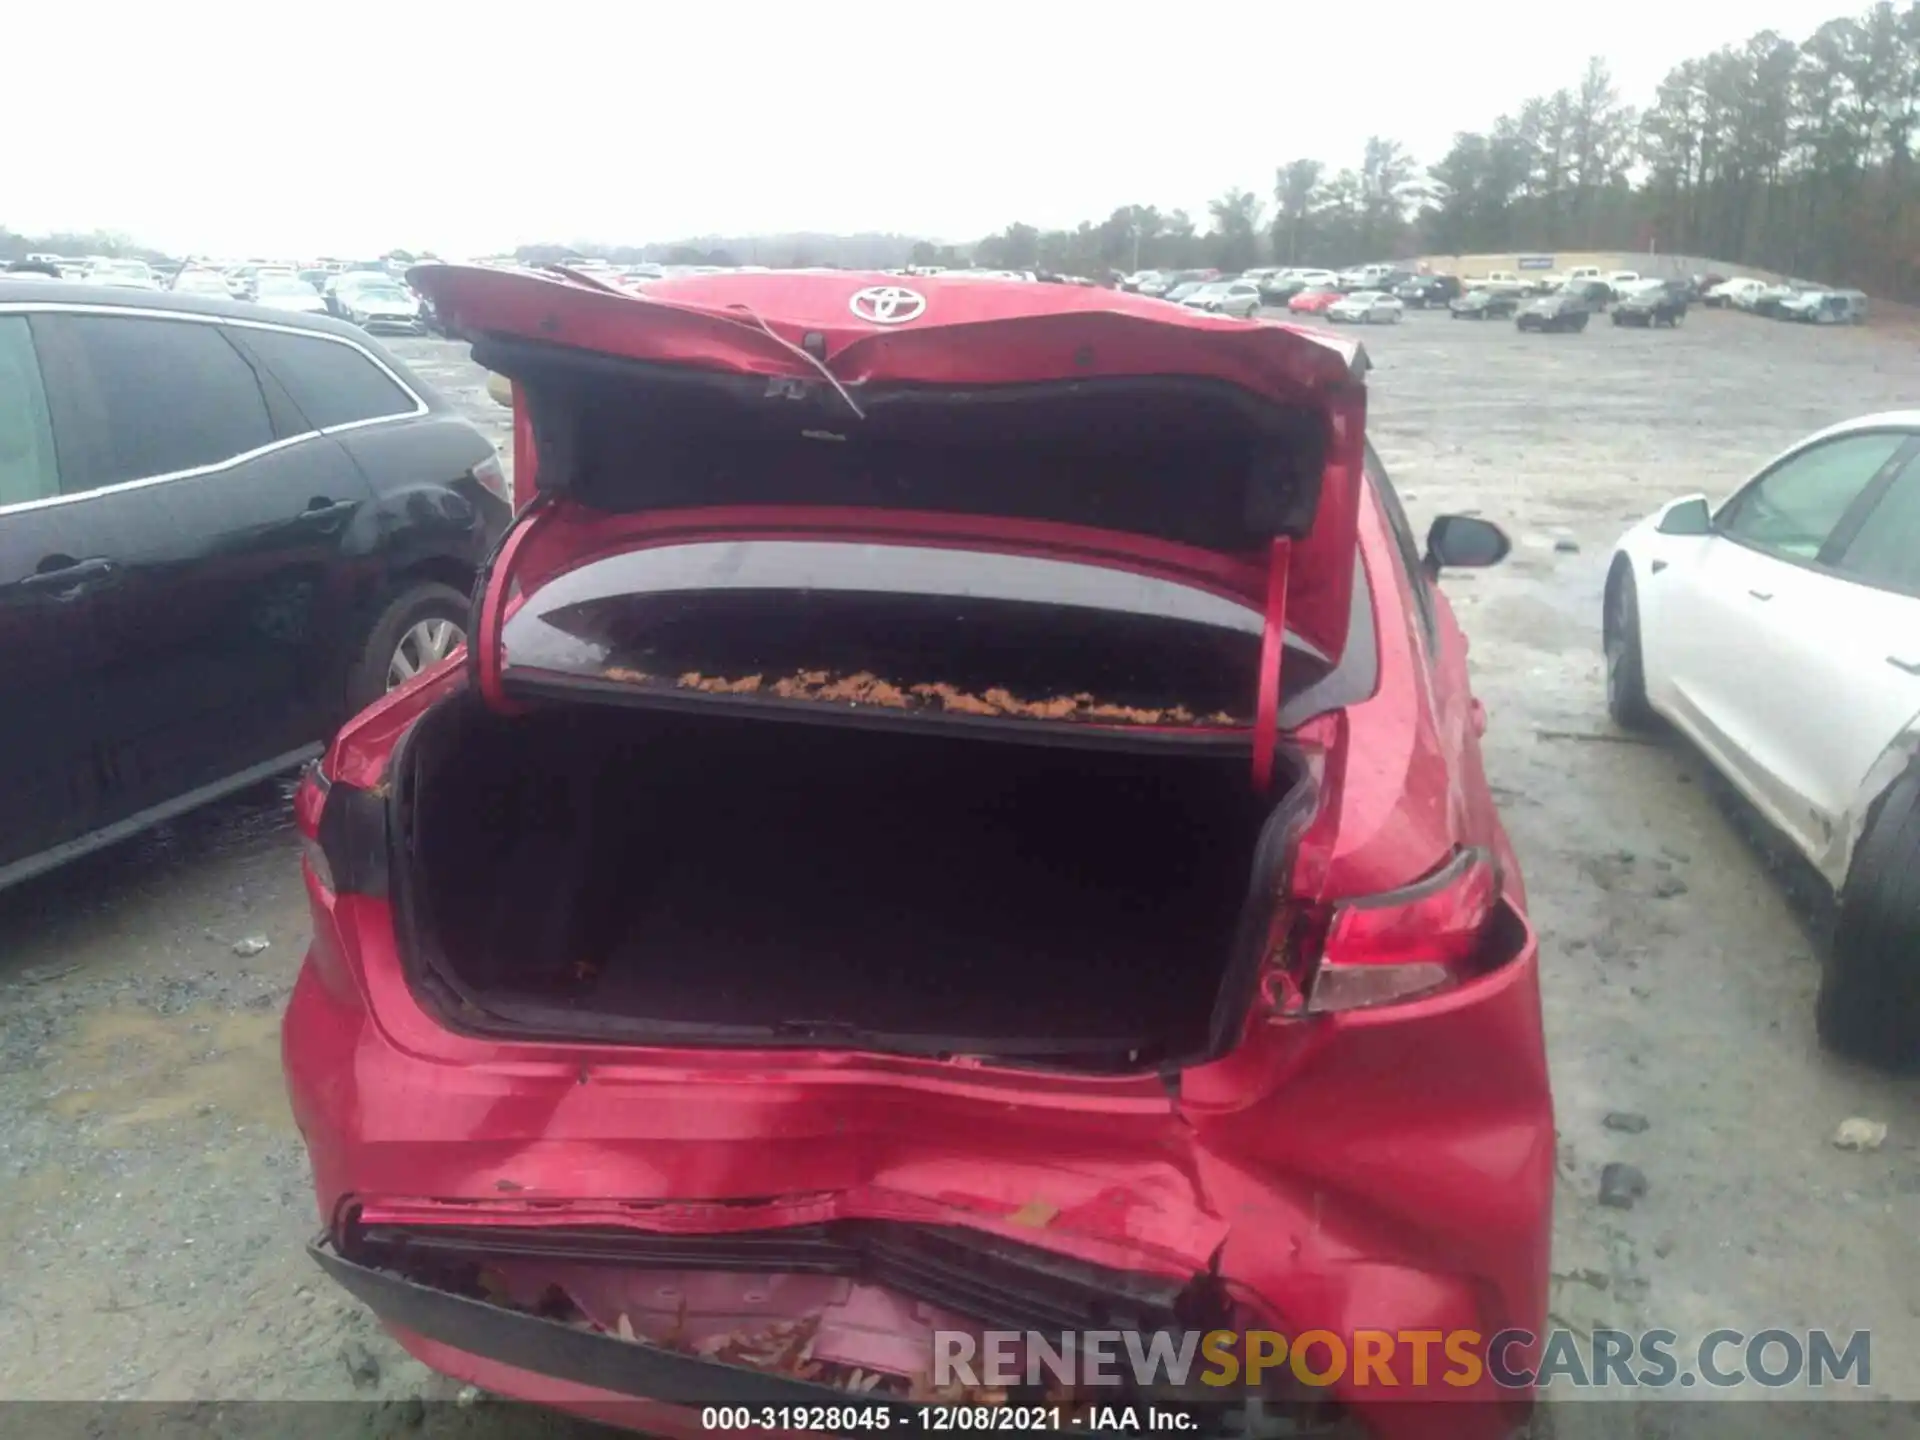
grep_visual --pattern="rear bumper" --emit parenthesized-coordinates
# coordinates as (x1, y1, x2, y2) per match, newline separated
(314, 1237, 1525, 1440)
(283, 891, 1553, 1440)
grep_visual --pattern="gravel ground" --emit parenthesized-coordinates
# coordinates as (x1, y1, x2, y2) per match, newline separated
(0, 306, 1915, 1433)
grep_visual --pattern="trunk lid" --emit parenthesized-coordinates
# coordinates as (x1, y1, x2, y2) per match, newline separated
(411, 265, 1368, 779)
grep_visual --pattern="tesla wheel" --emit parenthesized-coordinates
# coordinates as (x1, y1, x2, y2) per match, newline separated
(347, 579, 472, 713)
(1817, 758, 1920, 1070)
(1603, 561, 1658, 732)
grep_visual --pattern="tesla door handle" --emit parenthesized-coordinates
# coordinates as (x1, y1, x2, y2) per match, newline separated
(1888, 655, 1920, 676)
(1747, 588, 1773, 601)
(17, 557, 117, 595)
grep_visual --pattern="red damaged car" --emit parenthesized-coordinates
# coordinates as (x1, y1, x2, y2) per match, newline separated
(283, 266, 1553, 1440)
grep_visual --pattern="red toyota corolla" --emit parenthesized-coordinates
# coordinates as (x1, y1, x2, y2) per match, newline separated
(283, 266, 1552, 1440)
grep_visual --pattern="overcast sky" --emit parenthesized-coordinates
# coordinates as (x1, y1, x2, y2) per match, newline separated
(3, 0, 1858, 258)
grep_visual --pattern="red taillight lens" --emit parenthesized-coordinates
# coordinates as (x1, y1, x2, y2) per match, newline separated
(1300, 849, 1501, 1014)
(293, 759, 329, 846)
(472, 453, 510, 505)
(293, 762, 362, 1005)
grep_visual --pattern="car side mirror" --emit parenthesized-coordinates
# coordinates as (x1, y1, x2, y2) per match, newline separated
(1424, 515, 1511, 575)
(1654, 496, 1712, 536)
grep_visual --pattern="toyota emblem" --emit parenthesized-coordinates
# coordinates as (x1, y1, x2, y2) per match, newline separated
(849, 285, 927, 325)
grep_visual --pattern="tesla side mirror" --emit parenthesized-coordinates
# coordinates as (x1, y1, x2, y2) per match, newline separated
(1424, 515, 1511, 574)
(1654, 496, 1712, 536)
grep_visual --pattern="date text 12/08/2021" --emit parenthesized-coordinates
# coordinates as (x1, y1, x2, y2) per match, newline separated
(700, 1406, 1199, 1431)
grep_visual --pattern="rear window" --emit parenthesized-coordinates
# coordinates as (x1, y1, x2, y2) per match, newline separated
(501, 541, 1331, 731)
(234, 327, 417, 430)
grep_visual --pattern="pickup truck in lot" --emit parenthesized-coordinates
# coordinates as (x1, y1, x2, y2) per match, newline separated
(1466, 270, 1530, 295)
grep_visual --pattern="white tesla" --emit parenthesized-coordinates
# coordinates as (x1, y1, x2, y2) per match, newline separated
(1604, 412, 1920, 1066)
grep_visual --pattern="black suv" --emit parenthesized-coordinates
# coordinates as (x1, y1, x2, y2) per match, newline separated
(1395, 274, 1462, 308)
(1611, 280, 1689, 327)
(0, 281, 509, 889)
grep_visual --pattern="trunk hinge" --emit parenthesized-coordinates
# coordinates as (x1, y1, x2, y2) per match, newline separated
(1251, 536, 1291, 793)
(471, 495, 554, 716)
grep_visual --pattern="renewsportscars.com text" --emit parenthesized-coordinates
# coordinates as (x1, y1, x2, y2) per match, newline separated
(933, 1328, 1872, 1391)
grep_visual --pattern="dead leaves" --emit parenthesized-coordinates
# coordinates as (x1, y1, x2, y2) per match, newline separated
(679, 671, 766, 694)
(463, 1269, 1012, 1402)
(595, 664, 1246, 728)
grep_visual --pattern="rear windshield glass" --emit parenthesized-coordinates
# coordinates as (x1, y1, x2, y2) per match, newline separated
(502, 541, 1331, 728)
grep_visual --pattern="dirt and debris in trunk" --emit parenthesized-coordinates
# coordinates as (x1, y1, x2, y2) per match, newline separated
(600, 666, 1245, 727)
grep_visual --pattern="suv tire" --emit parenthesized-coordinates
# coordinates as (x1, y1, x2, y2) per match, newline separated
(347, 580, 472, 714)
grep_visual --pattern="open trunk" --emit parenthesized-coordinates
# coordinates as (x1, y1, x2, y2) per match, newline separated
(396, 696, 1302, 1071)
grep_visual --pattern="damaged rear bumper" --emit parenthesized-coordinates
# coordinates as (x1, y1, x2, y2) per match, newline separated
(284, 895, 1552, 1440)
(313, 1226, 1349, 1439)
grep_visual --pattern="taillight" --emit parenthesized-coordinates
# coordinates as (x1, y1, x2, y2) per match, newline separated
(294, 762, 362, 1005)
(471, 452, 510, 506)
(1284, 849, 1502, 1015)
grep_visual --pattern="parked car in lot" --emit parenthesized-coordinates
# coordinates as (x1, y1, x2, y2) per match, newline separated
(322, 270, 395, 317)
(252, 274, 329, 316)
(1515, 290, 1593, 332)
(1260, 267, 1335, 303)
(1704, 277, 1767, 309)
(1541, 265, 1604, 290)
(1465, 269, 1529, 295)
(285, 264, 1551, 1437)
(230, 264, 301, 301)
(1286, 283, 1345, 314)
(338, 278, 426, 333)
(1612, 279, 1689, 327)
(1396, 273, 1461, 308)
(1334, 262, 1397, 291)
(0, 280, 510, 892)
(1179, 278, 1264, 317)
(1750, 281, 1817, 318)
(1139, 268, 1217, 298)
(1450, 287, 1520, 319)
(1559, 279, 1615, 309)
(1605, 413, 1920, 1067)
(170, 267, 238, 298)
(83, 259, 161, 290)
(1780, 288, 1868, 325)
(1325, 289, 1404, 324)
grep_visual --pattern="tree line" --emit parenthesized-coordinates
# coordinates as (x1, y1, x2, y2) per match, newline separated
(961, 2, 1920, 300)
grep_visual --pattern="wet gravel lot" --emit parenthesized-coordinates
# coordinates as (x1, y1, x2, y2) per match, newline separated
(1, 306, 1916, 1432)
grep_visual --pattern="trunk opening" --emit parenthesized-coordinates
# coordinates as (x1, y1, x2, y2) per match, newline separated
(394, 695, 1307, 1072)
